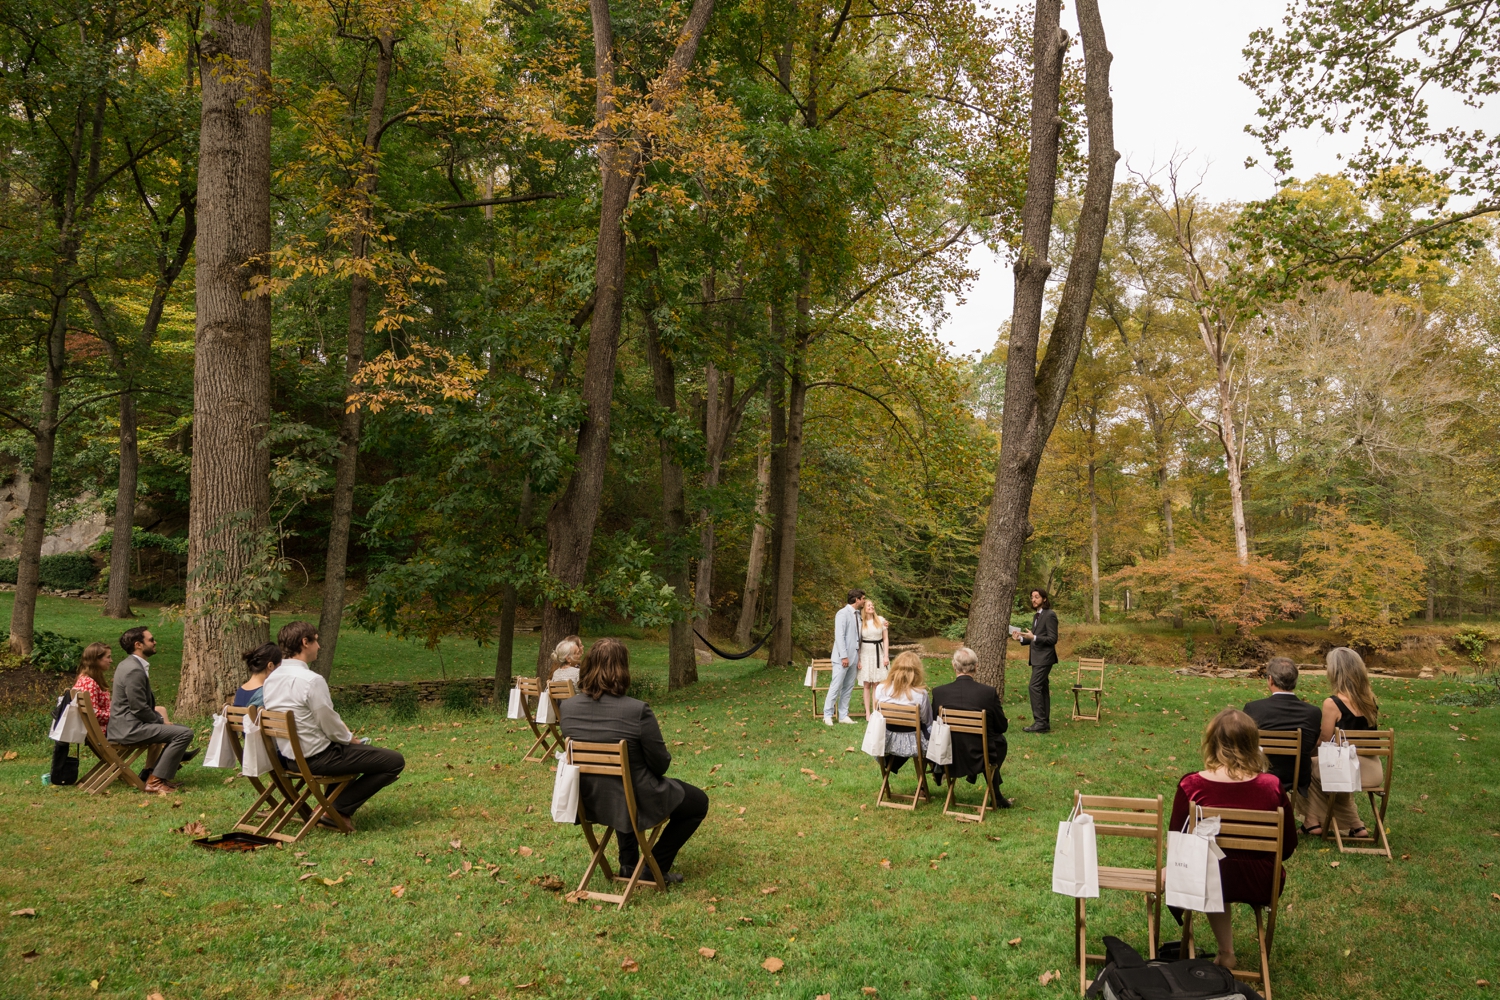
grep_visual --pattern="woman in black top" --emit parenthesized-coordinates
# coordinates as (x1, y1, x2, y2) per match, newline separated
(1303, 647, 1381, 837)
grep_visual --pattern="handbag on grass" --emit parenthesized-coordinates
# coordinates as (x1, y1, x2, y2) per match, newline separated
(925, 719, 953, 766)
(1317, 732, 1361, 792)
(506, 685, 525, 720)
(240, 710, 273, 778)
(1165, 811, 1226, 913)
(202, 712, 237, 769)
(1052, 802, 1100, 898)
(861, 710, 887, 757)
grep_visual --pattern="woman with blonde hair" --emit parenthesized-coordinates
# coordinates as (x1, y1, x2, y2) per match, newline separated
(1302, 646, 1381, 839)
(873, 651, 932, 782)
(549, 634, 584, 683)
(855, 597, 890, 716)
(1169, 708, 1297, 972)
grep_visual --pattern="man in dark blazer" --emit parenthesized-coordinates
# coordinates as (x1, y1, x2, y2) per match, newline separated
(930, 647, 1011, 806)
(1243, 657, 1322, 806)
(558, 639, 709, 883)
(1018, 588, 1059, 733)
(107, 627, 193, 794)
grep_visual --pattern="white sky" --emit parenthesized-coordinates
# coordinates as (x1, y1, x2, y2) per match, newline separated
(939, 0, 1363, 357)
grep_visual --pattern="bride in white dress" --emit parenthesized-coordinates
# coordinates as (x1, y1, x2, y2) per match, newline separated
(856, 598, 890, 717)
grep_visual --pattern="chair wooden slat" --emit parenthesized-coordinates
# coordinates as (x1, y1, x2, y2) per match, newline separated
(512, 677, 563, 763)
(255, 710, 357, 843)
(565, 739, 670, 910)
(936, 707, 998, 823)
(874, 701, 930, 812)
(1074, 790, 1165, 994)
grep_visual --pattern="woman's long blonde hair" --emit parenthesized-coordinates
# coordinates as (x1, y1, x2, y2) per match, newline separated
(1326, 646, 1379, 724)
(861, 599, 880, 627)
(1201, 708, 1268, 780)
(883, 651, 926, 700)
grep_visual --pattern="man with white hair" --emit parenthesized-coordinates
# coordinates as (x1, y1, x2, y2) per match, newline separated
(930, 646, 1011, 806)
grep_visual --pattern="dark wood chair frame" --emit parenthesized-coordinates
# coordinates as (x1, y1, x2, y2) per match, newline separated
(255, 709, 357, 843)
(72, 689, 162, 794)
(936, 706, 998, 823)
(874, 701, 930, 811)
(566, 738, 670, 910)
(1073, 791, 1166, 994)
(1181, 804, 1285, 1000)
(1071, 657, 1105, 723)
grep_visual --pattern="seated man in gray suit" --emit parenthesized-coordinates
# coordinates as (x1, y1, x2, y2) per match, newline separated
(107, 627, 194, 795)
(558, 638, 709, 883)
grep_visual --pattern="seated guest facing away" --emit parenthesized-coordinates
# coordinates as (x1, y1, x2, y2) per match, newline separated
(262, 621, 405, 829)
(930, 646, 1010, 806)
(234, 643, 284, 708)
(1242, 656, 1321, 805)
(107, 627, 195, 795)
(557, 638, 708, 884)
(73, 642, 114, 727)
(1302, 647, 1383, 839)
(549, 635, 583, 684)
(875, 651, 932, 775)
(1170, 708, 1297, 972)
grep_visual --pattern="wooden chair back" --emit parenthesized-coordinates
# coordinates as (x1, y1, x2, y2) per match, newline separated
(1183, 804, 1285, 998)
(1331, 728, 1395, 858)
(255, 709, 357, 842)
(1258, 729, 1303, 794)
(72, 689, 157, 794)
(1072, 792, 1166, 990)
(806, 658, 866, 718)
(874, 701, 929, 811)
(565, 739, 669, 909)
(514, 676, 563, 763)
(936, 707, 995, 823)
(548, 679, 577, 703)
(222, 704, 307, 837)
(1072, 657, 1106, 723)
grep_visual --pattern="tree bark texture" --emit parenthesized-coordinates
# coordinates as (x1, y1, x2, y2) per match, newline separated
(764, 359, 787, 648)
(105, 392, 139, 618)
(9, 299, 66, 655)
(968, 0, 1115, 695)
(535, 0, 717, 675)
(735, 443, 772, 646)
(493, 481, 532, 700)
(316, 31, 396, 679)
(1088, 459, 1100, 623)
(178, 1, 274, 717)
(769, 283, 810, 666)
(645, 310, 697, 689)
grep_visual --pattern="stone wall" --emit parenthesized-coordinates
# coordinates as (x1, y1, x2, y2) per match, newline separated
(329, 677, 495, 707)
(0, 475, 109, 560)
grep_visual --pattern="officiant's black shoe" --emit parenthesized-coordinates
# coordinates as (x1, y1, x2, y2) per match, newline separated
(1022, 723, 1051, 733)
(995, 796, 1014, 808)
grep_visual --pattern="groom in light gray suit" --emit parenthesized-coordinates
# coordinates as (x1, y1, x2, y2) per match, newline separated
(823, 588, 865, 726)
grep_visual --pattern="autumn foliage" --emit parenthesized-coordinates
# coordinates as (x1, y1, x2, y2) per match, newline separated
(1109, 539, 1302, 635)
(1297, 504, 1425, 650)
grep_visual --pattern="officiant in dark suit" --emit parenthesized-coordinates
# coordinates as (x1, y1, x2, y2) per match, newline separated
(1243, 656, 1322, 806)
(930, 647, 1010, 806)
(1018, 588, 1058, 733)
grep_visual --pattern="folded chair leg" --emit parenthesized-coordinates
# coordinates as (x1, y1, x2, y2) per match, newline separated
(576, 823, 615, 897)
(1146, 893, 1158, 959)
(1256, 907, 1272, 1000)
(1369, 792, 1392, 859)
(1076, 897, 1088, 995)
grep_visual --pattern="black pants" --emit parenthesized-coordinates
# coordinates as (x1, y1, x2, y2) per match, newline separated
(617, 781, 708, 874)
(1028, 664, 1053, 728)
(302, 742, 406, 817)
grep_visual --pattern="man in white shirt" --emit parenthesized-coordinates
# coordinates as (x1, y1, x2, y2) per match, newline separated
(262, 621, 404, 829)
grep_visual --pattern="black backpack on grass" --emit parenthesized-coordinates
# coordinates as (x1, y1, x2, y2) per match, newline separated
(1086, 936, 1262, 1000)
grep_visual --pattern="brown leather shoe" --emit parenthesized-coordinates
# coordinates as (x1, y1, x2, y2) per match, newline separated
(143, 776, 181, 795)
(317, 814, 353, 833)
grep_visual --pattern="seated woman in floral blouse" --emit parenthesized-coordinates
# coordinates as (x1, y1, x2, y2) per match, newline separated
(73, 642, 113, 726)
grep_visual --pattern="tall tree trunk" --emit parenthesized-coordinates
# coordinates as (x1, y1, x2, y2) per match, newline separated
(315, 31, 396, 679)
(692, 360, 723, 634)
(968, 0, 1115, 695)
(535, 0, 716, 674)
(8, 299, 66, 655)
(1213, 370, 1250, 564)
(735, 443, 771, 646)
(1088, 459, 1100, 623)
(769, 282, 809, 667)
(645, 309, 697, 689)
(1426, 567, 1436, 623)
(764, 358, 787, 646)
(104, 391, 139, 618)
(178, 1, 274, 717)
(494, 481, 532, 700)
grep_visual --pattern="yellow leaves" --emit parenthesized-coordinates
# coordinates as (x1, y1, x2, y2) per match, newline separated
(349, 341, 487, 415)
(620, 957, 640, 973)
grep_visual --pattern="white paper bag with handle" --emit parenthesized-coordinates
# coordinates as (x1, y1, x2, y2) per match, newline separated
(506, 686, 524, 720)
(551, 761, 580, 823)
(1052, 805, 1100, 898)
(202, 712, 237, 769)
(925, 719, 953, 765)
(1318, 735, 1361, 792)
(241, 710, 273, 778)
(49, 696, 87, 744)
(861, 710, 887, 757)
(803, 664, 817, 687)
(1165, 812, 1226, 912)
(535, 690, 556, 725)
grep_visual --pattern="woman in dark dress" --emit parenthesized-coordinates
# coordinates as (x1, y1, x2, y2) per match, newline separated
(1303, 646, 1382, 837)
(1169, 708, 1297, 972)
(233, 643, 282, 708)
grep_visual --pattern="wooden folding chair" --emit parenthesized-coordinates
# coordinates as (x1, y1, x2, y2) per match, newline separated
(874, 702, 930, 811)
(1071, 657, 1105, 723)
(1182, 804, 1285, 1000)
(937, 707, 998, 823)
(1073, 792, 1165, 994)
(223, 705, 307, 837)
(73, 690, 161, 794)
(566, 739, 670, 910)
(255, 710, 357, 843)
(1258, 729, 1302, 796)
(516, 677, 563, 763)
(548, 678, 577, 704)
(1330, 729, 1395, 859)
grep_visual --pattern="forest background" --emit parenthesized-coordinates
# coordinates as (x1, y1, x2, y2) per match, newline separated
(2, 0, 1499, 712)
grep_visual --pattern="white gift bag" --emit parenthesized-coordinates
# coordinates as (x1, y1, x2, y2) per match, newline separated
(861, 710, 887, 757)
(1318, 736, 1361, 792)
(925, 719, 953, 766)
(551, 761, 580, 823)
(1052, 806, 1100, 898)
(49, 697, 88, 744)
(202, 713, 237, 769)
(506, 686, 524, 720)
(241, 710, 273, 778)
(803, 664, 817, 687)
(535, 691, 556, 725)
(1165, 813, 1226, 913)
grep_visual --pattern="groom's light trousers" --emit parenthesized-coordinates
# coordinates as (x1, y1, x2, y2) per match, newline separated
(823, 660, 858, 719)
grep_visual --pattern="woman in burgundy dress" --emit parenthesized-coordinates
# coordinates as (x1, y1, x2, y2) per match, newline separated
(1169, 708, 1298, 972)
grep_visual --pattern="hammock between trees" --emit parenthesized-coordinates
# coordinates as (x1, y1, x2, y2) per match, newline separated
(692, 623, 779, 661)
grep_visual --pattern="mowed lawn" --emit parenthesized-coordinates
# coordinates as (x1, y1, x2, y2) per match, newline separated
(0, 601, 1497, 999)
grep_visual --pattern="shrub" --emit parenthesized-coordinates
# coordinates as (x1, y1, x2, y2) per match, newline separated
(1297, 505, 1425, 650)
(1073, 636, 1115, 659)
(442, 682, 479, 714)
(0, 553, 98, 589)
(941, 619, 968, 641)
(389, 685, 420, 722)
(0, 629, 85, 673)
(626, 677, 659, 702)
(1452, 625, 1496, 667)
(1073, 635, 1145, 665)
(1436, 676, 1500, 707)
(1109, 540, 1302, 635)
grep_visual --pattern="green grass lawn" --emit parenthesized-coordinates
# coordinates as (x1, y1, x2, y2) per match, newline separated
(1, 598, 1497, 999)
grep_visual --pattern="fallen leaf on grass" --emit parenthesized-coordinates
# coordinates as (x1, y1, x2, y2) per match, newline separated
(621, 958, 640, 973)
(736, 807, 747, 815)
(1491, 893, 1500, 901)
(761, 957, 784, 973)
(298, 873, 317, 882)
(173, 821, 208, 837)
(457, 976, 471, 986)
(300, 862, 318, 868)
(518, 846, 534, 857)
(862, 989, 878, 996)
(89, 978, 102, 991)
(148, 994, 165, 1000)
(708, 764, 722, 774)
(739, 916, 754, 924)
(391, 886, 405, 898)
(1007, 937, 1022, 947)
(530, 874, 564, 891)
(1477, 979, 1490, 987)
(320, 876, 344, 886)
(706, 904, 717, 913)
(1329, 861, 1340, 868)
(817, 995, 832, 1000)
(10, 909, 36, 917)
(879, 859, 892, 869)
(359, 858, 376, 866)
(698, 947, 716, 959)
(1039, 969, 1061, 985)
(761, 886, 779, 895)
(513, 982, 536, 990)
(450, 838, 462, 849)
(2, 751, 17, 761)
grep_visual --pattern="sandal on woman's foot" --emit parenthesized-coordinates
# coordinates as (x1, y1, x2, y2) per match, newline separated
(1347, 826, 1369, 839)
(1298, 823, 1323, 837)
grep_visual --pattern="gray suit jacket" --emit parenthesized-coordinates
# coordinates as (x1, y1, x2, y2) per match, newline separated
(831, 603, 860, 666)
(106, 655, 160, 745)
(559, 693, 684, 831)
